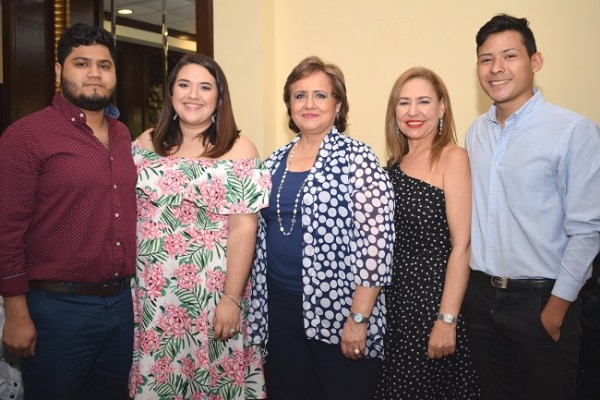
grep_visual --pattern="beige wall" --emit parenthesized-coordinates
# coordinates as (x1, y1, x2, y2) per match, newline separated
(215, 0, 600, 161)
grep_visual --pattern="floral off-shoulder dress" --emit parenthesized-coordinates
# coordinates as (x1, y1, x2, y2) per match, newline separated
(129, 142, 271, 400)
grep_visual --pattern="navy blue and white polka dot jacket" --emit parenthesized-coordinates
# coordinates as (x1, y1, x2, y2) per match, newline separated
(248, 127, 395, 359)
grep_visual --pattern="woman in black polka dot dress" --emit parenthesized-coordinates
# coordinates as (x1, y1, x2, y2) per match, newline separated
(375, 67, 481, 399)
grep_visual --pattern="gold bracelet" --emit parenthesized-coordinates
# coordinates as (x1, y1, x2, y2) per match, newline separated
(223, 292, 242, 309)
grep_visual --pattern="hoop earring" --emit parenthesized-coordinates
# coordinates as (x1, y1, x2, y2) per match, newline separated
(438, 118, 443, 135)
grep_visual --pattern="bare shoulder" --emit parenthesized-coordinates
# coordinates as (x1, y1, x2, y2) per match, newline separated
(440, 144, 469, 168)
(223, 134, 259, 160)
(136, 129, 156, 151)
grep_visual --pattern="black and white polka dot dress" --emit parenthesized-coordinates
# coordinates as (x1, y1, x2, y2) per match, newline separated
(375, 164, 480, 399)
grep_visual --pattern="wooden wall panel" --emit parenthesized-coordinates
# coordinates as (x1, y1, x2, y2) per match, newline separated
(2, 0, 53, 131)
(1, 0, 103, 132)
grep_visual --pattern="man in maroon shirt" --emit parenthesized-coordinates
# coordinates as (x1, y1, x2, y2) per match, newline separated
(0, 23, 136, 399)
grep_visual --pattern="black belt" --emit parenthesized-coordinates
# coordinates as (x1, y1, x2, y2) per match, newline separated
(29, 278, 130, 297)
(470, 270, 555, 290)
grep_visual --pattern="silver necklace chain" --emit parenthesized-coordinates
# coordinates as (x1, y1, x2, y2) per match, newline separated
(276, 141, 309, 236)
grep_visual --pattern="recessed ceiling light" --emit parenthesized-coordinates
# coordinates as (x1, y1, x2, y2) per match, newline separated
(117, 8, 133, 15)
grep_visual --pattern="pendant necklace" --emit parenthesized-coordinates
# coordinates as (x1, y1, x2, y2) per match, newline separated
(276, 141, 309, 236)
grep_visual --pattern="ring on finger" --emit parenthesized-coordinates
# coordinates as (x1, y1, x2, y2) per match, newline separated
(353, 348, 361, 355)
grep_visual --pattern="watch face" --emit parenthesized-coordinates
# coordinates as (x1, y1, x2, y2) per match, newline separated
(443, 314, 453, 323)
(351, 312, 366, 323)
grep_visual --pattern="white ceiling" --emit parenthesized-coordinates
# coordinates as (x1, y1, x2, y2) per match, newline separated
(103, 0, 196, 35)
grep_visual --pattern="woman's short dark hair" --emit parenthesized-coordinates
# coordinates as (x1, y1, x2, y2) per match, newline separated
(283, 56, 349, 133)
(56, 23, 116, 66)
(476, 14, 537, 56)
(152, 53, 240, 158)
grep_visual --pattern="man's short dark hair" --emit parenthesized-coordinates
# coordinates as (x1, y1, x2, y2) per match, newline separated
(56, 23, 116, 66)
(476, 14, 537, 56)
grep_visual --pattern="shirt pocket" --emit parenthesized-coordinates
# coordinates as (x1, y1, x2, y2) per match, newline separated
(507, 168, 544, 211)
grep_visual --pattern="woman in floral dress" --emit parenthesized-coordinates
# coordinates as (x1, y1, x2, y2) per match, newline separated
(129, 54, 270, 400)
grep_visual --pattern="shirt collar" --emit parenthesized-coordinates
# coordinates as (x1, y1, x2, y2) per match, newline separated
(52, 92, 87, 125)
(486, 88, 545, 130)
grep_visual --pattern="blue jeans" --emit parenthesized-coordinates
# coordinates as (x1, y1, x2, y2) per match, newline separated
(22, 284, 133, 400)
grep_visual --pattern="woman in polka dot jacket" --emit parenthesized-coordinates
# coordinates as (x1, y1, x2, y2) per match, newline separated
(248, 56, 395, 400)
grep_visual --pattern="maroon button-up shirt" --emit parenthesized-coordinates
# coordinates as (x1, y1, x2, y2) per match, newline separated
(0, 93, 137, 296)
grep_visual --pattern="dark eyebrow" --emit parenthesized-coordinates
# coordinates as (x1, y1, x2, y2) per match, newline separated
(71, 56, 113, 65)
(477, 48, 519, 58)
(176, 79, 214, 86)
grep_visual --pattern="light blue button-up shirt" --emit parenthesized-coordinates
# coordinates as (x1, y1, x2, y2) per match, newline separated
(466, 89, 600, 301)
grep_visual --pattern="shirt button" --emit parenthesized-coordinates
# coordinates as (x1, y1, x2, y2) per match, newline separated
(490, 218, 495, 224)
(115, 272, 119, 277)
(79, 113, 84, 118)
(115, 213, 120, 218)
(113, 184, 118, 189)
(71, 117, 75, 122)
(116, 241, 121, 246)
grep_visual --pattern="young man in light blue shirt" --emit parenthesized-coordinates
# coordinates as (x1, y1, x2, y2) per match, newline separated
(463, 14, 600, 400)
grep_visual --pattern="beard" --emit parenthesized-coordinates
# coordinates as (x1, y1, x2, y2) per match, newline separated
(61, 75, 115, 111)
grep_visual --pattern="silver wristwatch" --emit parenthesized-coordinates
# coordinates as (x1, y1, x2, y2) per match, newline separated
(349, 312, 369, 324)
(436, 313, 458, 324)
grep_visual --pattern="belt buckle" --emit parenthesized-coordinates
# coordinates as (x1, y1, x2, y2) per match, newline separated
(490, 276, 508, 289)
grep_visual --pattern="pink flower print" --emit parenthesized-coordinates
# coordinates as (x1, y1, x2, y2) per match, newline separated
(157, 169, 187, 195)
(232, 159, 255, 179)
(174, 263, 202, 291)
(172, 201, 198, 225)
(209, 365, 221, 387)
(208, 395, 223, 400)
(139, 329, 161, 354)
(164, 232, 188, 257)
(156, 304, 192, 338)
(132, 287, 143, 323)
(192, 312, 209, 336)
(258, 173, 272, 190)
(140, 262, 166, 299)
(245, 346, 263, 368)
(159, 157, 180, 167)
(150, 356, 174, 384)
(205, 270, 225, 292)
(206, 211, 228, 224)
(137, 196, 159, 220)
(197, 178, 228, 210)
(188, 228, 225, 251)
(194, 345, 210, 369)
(136, 158, 154, 173)
(243, 281, 252, 299)
(221, 349, 246, 387)
(180, 356, 197, 380)
(139, 221, 165, 240)
(128, 362, 142, 397)
(200, 159, 217, 168)
(229, 201, 251, 214)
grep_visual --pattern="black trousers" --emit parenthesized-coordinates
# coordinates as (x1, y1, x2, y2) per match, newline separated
(576, 283, 600, 400)
(462, 275, 581, 400)
(265, 281, 381, 400)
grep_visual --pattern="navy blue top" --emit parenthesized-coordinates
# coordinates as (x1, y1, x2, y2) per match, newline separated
(262, 152, 308, 294)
